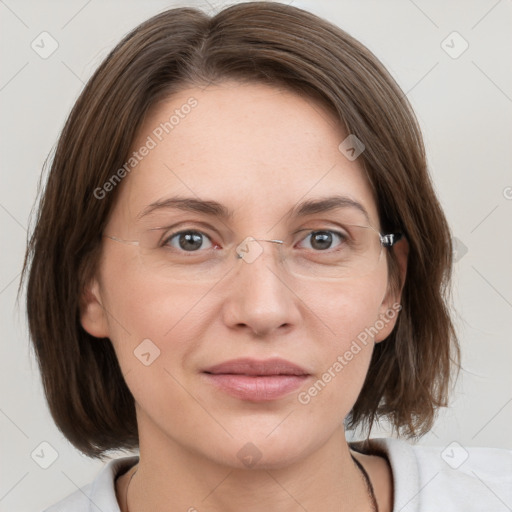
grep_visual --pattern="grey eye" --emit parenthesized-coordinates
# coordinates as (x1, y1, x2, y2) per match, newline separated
(299, 231, 345, 251)
(165, 231, 214, 252)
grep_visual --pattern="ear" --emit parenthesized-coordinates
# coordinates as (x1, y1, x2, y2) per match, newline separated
(374, 236, 409, 343)
(80, 277, 110, 338)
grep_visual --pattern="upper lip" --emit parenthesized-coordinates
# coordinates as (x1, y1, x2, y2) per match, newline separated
(203, 357, 310, 376)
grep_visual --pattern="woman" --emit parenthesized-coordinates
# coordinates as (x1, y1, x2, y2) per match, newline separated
(22, 2, 511, 511)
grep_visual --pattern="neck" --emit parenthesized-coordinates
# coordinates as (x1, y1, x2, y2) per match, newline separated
(121, 421, 380, 512)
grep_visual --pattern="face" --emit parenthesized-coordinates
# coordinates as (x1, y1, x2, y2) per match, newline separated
(82, 82, 406, 469)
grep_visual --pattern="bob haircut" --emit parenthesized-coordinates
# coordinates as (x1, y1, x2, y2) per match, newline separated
(21, 1, 459, 459)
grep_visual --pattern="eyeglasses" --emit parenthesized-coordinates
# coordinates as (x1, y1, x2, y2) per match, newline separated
(102, 221, 402, 282)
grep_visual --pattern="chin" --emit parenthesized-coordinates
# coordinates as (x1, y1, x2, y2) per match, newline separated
(205, 426, 325, 471)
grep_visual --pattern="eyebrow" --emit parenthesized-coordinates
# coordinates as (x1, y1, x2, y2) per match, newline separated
(137, 194, 371, 224)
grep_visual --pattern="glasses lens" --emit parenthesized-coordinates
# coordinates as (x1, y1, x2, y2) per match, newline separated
(282, 225, 383, 280)
(137, 228, 232, 282)
(133, 224, 384, 282)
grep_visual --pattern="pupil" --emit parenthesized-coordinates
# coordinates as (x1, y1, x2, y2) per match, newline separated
(179, 232, 203, 251)
(311, 231, 332, 250)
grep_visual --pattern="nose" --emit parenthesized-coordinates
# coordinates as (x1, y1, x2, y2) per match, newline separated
(220, 238, 301, 337)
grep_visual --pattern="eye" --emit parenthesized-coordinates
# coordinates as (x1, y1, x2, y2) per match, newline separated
(297, 230, 347, 251)
(162, 230, 216, 252)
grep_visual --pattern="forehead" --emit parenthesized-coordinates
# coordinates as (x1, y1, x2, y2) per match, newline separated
(109, 82, 380, 229)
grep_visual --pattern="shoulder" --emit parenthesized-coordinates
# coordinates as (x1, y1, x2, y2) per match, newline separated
(42, 455, 139, 512)
(351, 437, 512, 512)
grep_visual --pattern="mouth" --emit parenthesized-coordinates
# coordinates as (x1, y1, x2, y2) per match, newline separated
(202, 357, 310, 401)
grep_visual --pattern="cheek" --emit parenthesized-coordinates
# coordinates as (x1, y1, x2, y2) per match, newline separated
(303, 270, 388, 343)
(294, 276, 387, 411)
(99, 250, 213, 370)
(99, 280, 211, 421)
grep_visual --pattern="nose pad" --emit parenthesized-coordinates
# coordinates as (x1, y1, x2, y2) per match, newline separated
(235, 237, 286, 265)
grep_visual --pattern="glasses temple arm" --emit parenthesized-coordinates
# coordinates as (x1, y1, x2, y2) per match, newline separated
(380, 232, 403, 248)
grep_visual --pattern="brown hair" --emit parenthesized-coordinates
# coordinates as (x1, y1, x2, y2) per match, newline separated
(20, 1, 459, 459)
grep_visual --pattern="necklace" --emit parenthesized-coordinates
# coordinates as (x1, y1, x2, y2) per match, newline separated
(124, 456, 378, 512)
(351, 453, 379, 512)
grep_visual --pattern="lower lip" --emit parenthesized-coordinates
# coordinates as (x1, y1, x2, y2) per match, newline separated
(203, 373, 309, 401)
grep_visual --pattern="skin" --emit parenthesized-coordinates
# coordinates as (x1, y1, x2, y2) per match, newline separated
(81, 81, 408, 512)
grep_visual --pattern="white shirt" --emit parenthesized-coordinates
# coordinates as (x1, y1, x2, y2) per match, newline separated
(42, 437, 512, 511)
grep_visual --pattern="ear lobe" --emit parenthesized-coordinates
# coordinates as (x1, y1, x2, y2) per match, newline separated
(375, 236, 409, 343)
(80, 278, 110, 339)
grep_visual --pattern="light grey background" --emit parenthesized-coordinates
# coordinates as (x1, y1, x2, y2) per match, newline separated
(1, 0, 511, 510)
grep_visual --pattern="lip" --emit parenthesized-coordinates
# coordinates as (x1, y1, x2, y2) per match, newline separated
(202, 357, 310, 402)
(203, 357, 309, 376)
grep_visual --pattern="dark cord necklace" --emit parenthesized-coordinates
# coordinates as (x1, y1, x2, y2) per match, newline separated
(124, 456, 378, 512)
(351, 453, 379, 512)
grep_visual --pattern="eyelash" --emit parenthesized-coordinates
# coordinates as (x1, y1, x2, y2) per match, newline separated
(160, 228, 348, 253)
